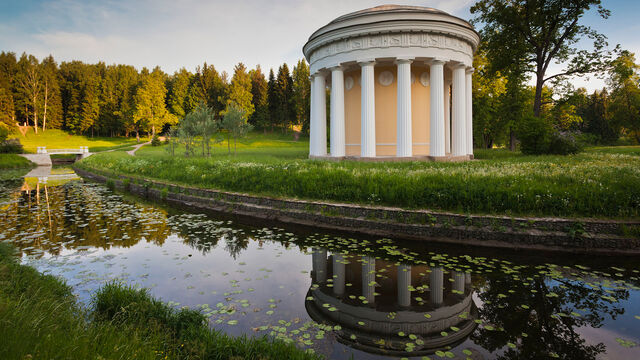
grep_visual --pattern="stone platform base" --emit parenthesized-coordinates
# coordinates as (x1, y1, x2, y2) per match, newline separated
(309, 154, 473, 162)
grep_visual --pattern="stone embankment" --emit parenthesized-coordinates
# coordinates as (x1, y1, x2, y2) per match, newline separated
(74, 166, 640, 256)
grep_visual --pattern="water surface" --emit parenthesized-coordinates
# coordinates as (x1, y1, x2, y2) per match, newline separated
(1, 168, 639, 359)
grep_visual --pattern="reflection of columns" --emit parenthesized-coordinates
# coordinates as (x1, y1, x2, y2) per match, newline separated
(430, 267, 443, 306)
(465, 68, 474, 156)
(444, 79, 452, 154)
(396, 59, 413, 157)
(452, 64, 466, 156)
(360, 61, 376, 157)
(398, 264, 411, 307)
(330, 67, 346, 157)
(465, 272, 472, 285)
(429, 60, 445, 157)
(310, 73, 327, 157)
(362, 256, 376, 303)
(453, 271, 465, 294)
(312, 248, 327, 283)
(332, 253, 345, 296)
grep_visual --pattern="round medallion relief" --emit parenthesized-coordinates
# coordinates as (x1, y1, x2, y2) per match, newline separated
(379, 71, 394, 86)
(345, 76, 354, 91)
(420, 72, 430, 87)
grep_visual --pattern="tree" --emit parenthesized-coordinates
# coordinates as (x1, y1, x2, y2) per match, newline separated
(471, 0, 612, 117)
(0, 52, 17, 129)
(225, 63, 254, 118)
(167, 68, 192, 119)
(267, 68, 278, 131)
(221, 103, 252, 154)
(16, 54, 42, 133)
(133, 67, 177, 140)
(274, 64, 294, 131)
(249, 65, 269, 130)
(40, 55, 62, 131)
(292, 59, 311, 133)
(186, 63, 227, 115)
(473, 48, 507, 148)
(0, 86, 15, 129)
(607, 50, 640, 143)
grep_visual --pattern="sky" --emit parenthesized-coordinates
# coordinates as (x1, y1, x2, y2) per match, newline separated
(1, 0, 639, 92)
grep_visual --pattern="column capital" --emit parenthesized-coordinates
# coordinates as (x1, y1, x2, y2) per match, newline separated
(312, 71, 328, 79)
(394, 57, 414, 65)
(357, 59, 376, 66)
(451, 62, 467, 70)
(466, 67, 475, 74)
(429, 58, 447, 66)
(329, 64, 345, 72)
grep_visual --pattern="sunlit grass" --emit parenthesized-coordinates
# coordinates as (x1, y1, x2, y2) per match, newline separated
(10, 129, 137, 153)
(78, 135, 640, 218)
(0, 154, 35, 170)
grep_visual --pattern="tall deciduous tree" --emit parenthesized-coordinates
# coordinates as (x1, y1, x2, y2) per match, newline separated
(133, 67, 177, 140)
(292, 59, 311, 133)
(16, 54, 42, 133)
(0, 52, 17, 129)
(471, 0, 612, 117)
(607, 50, 640, 142)
(167, 68, 192, 119)
(40, 55, 62, 131)
(225, 63, 254, 118)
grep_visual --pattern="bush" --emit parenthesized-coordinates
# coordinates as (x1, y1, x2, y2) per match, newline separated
(517, 116, 581, 155)
(151, 134, 162, 147)
(0, 138, 24, 154)
(548, 131, 582, 155)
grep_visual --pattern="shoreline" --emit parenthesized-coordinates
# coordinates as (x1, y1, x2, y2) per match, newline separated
(73, 165, 640, 256)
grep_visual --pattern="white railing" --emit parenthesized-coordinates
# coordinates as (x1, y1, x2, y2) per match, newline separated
(36, 146, 89, 154)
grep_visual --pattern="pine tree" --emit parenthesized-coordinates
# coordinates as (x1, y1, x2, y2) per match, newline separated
(292, 59, 310, 133)
(225, 63, 254, 117)
(167, 68, 192, 118)
(0, 85, 15, 129)
(267, 68, 278, 131)
(275, 64, 294, 131)
(249, 65, 269, 130)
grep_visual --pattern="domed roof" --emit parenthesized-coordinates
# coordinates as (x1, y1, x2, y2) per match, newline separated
(329, 4, 449, 24)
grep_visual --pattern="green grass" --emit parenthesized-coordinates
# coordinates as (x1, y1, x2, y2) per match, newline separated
(10, 128, 138, 153)
(0, 153, 35, 170)
(0, 242, 319, 360)
(77, 133, 640, 219)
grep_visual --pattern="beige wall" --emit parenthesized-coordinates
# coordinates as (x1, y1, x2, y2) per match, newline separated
(343, 65, 432, 156)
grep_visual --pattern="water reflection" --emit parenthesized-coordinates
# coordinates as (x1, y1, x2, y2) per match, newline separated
(306, 248, 478, 356)
(0, 172, 639, 359)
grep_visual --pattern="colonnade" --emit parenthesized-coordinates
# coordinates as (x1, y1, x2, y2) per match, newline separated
(309, 59, 474, 159)
(311, 248, 471, 307)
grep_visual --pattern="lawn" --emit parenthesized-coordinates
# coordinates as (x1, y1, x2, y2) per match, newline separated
(0, 154, 34, 170)
(0, 243, 318, 360)
(11, 129, 138, 153)
(77, 132, 640, 219)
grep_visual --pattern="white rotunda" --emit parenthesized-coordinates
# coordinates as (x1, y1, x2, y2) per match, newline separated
(303, 5, 480, 160)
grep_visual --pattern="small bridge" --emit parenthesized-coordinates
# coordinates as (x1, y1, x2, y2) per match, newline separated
(21, 146, 92, 166)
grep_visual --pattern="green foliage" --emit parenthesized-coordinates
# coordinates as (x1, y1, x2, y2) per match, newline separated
(292, 59, 311, 132)
(0, 154, 33, 169)
(517, 116, 582, 155)
(608, 50, 640, 143)
(222, 103, 253, 153)
(249, 65, 270, 129)
(79, 135, 640, 218)
(0, 138, 24, 154)
(151, 134, 161, 146)
(0, 123, 8, 142)
(226, 62, 254, 118)
(133, 67, 178, 137)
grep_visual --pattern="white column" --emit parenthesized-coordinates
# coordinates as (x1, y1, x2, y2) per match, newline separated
(430, 267, 443, 307)
(332, 253, 345, 296)
(330, 67, 346, 157)
(360, 61, 376, 158)
(309, 75, 316, 156)
(466, 68, 474, 156)
(398, 264, 411, 307)
(452, 64, 466, 156)
(362, 256, 376, 303)
(396, 59, 413, 157)
(429, 60, 446, 157)
(444, 78, 452, 154)
(312, 248, 327, 283)
(310, 73, 327, 157)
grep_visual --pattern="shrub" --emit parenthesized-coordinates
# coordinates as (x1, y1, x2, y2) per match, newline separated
(0, 138, 24, 154)
(151, 134, 162, 146)
(517, 115, 553, 155)
(547, 131, 582, 155)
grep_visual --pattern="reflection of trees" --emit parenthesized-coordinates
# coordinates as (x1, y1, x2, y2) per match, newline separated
(1, 182, 172, 257)
(472, 269, 628, 359)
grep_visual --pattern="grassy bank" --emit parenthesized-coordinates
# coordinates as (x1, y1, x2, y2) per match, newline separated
(10, 129, 137, 153)
(77, 133, 640, 218)
(0, 242, 319, 360)
(0, 154, 34, 170)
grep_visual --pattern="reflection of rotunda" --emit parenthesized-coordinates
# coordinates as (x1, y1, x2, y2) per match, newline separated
(304, 5, 480, 160)
(306, 248, 478, 356)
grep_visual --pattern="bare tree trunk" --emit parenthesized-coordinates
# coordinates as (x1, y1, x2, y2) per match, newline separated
(32, 94, 38, 134)
(42, 81, 48, 131)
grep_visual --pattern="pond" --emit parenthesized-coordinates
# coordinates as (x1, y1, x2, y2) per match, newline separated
(1, 167, 639, 359)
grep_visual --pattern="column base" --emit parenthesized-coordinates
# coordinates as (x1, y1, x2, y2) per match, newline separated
(309, 155, 473, 162)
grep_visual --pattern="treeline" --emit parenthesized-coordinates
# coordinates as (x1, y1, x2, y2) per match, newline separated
(0, 52, 310, 138)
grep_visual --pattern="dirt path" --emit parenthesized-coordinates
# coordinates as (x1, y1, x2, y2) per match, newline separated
(127, 142, 150, 156)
